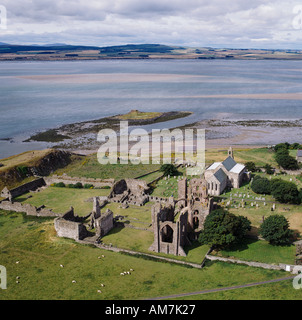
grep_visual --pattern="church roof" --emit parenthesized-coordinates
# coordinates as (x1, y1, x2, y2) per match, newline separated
(221, 156, 237, 171)
(207, 162, 220, 170)
(297, 150, 302, 157)
(214, 168, 227, 183)
(230, 163, 245, 174)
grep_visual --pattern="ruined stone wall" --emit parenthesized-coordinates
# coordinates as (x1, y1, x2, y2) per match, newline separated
(1, 178, 46, 199)
(54, 217, 88, 240)
(44, 175, 114, 188)
(0, 200, 60, 217)
(98, 210, 114, 237)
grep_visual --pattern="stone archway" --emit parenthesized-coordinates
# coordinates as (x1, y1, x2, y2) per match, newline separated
(193, 210, 199, 229)
(161, 224, 174, 243)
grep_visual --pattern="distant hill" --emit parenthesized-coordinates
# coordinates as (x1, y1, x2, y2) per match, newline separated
(0, 43, 301, 61)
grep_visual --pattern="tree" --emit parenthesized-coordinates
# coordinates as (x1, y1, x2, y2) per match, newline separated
(264, 164, 274, 175)
(259, 215, 293, 245)
(245, 161, 257, 172)
(251, 176, 271, 194)
(198, 209, 251, 249)
(270, 179, 300, 204)
(275, 147, 299, 170)
(274, 143, 289, 153)
(159, 164, 179, 177)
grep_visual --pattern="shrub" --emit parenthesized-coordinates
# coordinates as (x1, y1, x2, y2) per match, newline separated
(84, 184, 94, 189)
(73, 182, 83, 189)
(54, 182, 65, 188)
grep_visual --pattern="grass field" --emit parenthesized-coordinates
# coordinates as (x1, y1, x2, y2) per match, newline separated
(14, 187, 111, 216)
(54, 154, 161, 180)
(205, 147, 278, 167)
(214, 238, 296, 265)
(1, 209, 299, 300)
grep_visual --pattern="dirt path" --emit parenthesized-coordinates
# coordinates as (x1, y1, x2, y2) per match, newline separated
(146, 275, 295, 300)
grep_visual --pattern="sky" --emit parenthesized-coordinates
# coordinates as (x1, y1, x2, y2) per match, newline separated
(0, 0, 302, 49)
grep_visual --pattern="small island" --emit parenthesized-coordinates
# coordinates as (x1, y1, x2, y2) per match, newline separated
(24, 110, 193, 144)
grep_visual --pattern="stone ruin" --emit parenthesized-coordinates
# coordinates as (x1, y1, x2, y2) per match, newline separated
(149, 201, 188, 257)
(108, 178, 149, 207)
(149, 178, 214, 257)
(89, 197, 114, 238)
(54, 207, 91, 241)
(54, 197, 114, 242)
(177, 177, 214, 238)
(1, 178, 46, 201)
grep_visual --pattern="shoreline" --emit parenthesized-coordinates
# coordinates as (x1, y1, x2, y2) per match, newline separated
(1, 115, 301, 160)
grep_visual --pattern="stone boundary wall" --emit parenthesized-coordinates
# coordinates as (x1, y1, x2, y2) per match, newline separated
(44, 175, 114, 188)
(148, 196, 170, 203)
(134, 169, 161, 180)
(0, 200, 61, 217)
(77, 239, 203, 269)
(205, 254, 296, 272)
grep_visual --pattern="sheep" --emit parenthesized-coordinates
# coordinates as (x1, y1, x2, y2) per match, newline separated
(100, 284, 105, 287)
(60, 264, 64, 268)
(16, 261, 20, 264)
(120, 273, 125, 276)
(72, 280, 76, 283)
(16, 276, 20, 279)
(130, 269, 134, 272)
(101, 255, 105, 258)
(97, 290, 102, 293)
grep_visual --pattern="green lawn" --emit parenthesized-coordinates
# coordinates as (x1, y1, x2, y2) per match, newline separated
(215, 238, 296, 265)
(205, 147, 278, 167)
(14, 187, 110, 216)
(0, 209, 295, 300)
(53, 153, 161, 180)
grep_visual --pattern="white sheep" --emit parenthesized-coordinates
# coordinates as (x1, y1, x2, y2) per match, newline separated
(60, 264, 64, 268)
(101, 284, 105, 287)
(72, 280, 76, 283)
(120, 273, 124, 276)
(97, 290, 102, 293)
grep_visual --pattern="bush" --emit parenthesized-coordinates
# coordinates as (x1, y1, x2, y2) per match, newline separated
(84, 184, 94, 189)
(74, 182, 83, 189)
(259, 215, 293, 245)
(54, 182, 65, 188)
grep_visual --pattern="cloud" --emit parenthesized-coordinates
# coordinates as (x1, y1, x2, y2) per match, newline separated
(0, 0, 301, 48)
